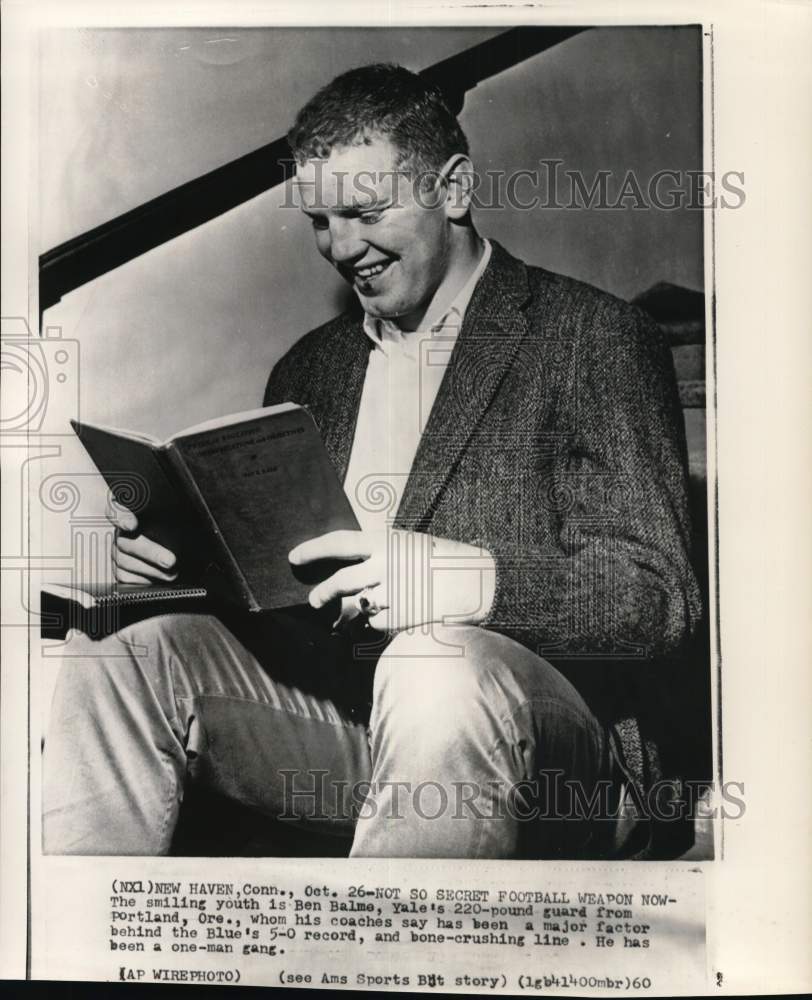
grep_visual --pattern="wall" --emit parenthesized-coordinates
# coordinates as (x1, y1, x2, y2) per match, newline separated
(40, 25, 703, 441)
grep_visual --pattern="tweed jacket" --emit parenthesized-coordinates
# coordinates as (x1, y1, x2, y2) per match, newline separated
(264, 241, 703, 850)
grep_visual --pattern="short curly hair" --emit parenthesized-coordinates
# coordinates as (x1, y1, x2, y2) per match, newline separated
(287, 63, 470, 179)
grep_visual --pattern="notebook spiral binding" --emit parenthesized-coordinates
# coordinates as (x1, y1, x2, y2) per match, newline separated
(93, 587, 208, 608)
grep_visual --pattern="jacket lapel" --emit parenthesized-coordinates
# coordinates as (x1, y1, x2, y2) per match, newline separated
(310, 313, 372, 482)
(394, 241, 532, 530)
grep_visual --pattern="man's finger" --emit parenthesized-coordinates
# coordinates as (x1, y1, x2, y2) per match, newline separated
(117, 533, 177, 571)
(308, 561, 381, 608)
(113, 546, 178, 582)
(289, 530, 372, 566)
(107, 507, 138, 532)
(113, 567, 154, 586)
(368, 608, 394, 632)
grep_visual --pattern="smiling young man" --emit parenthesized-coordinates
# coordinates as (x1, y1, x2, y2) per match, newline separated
(43, 64, 701, 859)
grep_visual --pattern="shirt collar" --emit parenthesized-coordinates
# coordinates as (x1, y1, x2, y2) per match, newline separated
(362, 238, 492, 356)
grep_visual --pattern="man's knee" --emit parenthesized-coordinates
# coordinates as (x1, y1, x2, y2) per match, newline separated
(49, 613, 214, 722)
(372, 625, 544, 741)
(376, 624, 564, 705)
(371, 625, 599, 770)
(378, 625, 488, 705)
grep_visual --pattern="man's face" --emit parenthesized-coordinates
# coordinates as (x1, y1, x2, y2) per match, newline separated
(294, 136, 451, 331)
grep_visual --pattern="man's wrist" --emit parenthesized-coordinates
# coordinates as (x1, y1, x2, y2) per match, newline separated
(428, 536, 496, 625)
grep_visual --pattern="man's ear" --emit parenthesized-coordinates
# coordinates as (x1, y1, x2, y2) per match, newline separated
(440, 155, 476, 219)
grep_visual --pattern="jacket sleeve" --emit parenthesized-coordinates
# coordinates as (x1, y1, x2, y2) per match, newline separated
(478, 297, 702, 661)
(262, 337, 308, 408)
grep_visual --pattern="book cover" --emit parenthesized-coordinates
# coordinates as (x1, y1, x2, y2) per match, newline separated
(71, 403, 360, 611)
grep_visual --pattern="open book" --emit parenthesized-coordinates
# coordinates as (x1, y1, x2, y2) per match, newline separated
(66, 403, 360, 613)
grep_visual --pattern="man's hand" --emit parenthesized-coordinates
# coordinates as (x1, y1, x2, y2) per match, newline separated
(289, 529, 496, 632)
(108, 508, 179, 585)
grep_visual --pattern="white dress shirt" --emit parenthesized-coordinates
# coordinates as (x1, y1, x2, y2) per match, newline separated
(344, 239, 492, 532)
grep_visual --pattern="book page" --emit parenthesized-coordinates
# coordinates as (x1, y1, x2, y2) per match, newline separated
(72, 418, 161, 447)
(170, 402, 300, 442)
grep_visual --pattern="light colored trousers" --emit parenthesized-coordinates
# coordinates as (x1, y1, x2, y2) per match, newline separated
(43, 610, 618, 857)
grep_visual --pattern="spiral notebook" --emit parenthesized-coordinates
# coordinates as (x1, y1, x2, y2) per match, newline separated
(40, 582, 213, 641)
